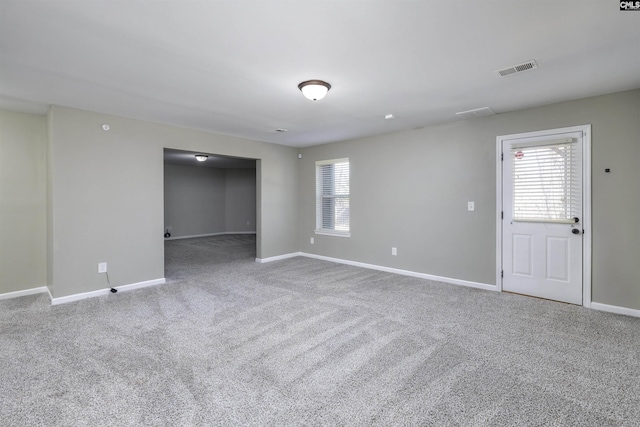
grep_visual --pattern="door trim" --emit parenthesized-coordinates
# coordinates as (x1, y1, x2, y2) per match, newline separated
(496, 125, 592, 307)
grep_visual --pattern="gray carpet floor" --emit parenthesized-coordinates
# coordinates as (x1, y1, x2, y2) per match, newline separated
(1, 234, 639, 426)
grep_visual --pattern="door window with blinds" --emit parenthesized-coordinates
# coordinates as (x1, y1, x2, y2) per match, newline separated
(315, 158, 350, 236)
(511, 138, 580, 223)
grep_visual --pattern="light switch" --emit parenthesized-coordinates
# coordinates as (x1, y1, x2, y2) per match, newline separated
(468, 201, 475, 211)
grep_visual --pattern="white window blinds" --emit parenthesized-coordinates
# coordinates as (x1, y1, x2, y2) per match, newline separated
(316, 159, 350, 234)
(511, 138, 580, 222)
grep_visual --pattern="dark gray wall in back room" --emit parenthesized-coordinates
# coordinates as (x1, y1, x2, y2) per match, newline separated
(164, 164, 256, 238)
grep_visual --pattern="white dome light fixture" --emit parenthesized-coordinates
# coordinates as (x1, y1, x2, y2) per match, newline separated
(195, 154, 208, 162)
(298, 80, 331, 101)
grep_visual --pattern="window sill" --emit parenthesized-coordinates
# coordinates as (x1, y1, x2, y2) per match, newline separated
(314, 230, 351, 238)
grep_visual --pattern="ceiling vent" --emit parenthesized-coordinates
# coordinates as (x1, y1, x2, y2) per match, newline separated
(496, 59, 538, 77)
(455, 107, 496, 120)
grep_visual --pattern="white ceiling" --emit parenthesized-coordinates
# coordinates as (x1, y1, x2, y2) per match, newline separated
(1, 1, 639, 147)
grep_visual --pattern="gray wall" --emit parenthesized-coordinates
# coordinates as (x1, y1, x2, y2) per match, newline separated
(298, 89, 640, 310)
(47, 106, 298, 298)
(3, 90, 639, 312)
(0, 110, 47, 294)
(164, 164, 256, 237)
(164, 165, 226, 237)
(46, 109, 54, 294)
(225, 168, 257, 233)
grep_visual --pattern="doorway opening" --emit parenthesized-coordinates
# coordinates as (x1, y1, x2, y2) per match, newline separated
(496, 125, 591, 306)
(163, 148, 258, 279)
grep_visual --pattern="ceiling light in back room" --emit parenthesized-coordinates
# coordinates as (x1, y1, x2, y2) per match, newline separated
(195, 155, 208, 162)
(385, 114, 396, 120)
(298, 80, 331, 101)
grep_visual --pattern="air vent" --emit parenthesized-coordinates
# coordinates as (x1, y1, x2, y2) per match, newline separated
(496, 60, 538, 77)
(455, 107, 495, 120)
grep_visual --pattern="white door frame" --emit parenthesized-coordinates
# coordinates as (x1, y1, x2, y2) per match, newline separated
(496, 125, 592, 307)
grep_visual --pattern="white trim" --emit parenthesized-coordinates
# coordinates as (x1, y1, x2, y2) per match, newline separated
(510, 137, 573, 149)
(496, 125, 592, 307)
(255, 252, 302, 263)
(316, 157, 349, 166)
(496, 140, 503, 292)
(314, 230, 351, 238)
(50, 278, 166, 305)
(591, 302, 640, 318)
(299, 253, 496, 292)
(0, 286, 48, 301)
(512, 218, 578, 224)
(582, 125, 592, 308)
(165, 231, 256, 241)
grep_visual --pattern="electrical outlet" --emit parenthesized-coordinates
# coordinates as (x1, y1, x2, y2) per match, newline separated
(98, 262, 107, 273)
(392, 247, 397, 256)
(310, 237, 314, 244)
(246, 221, 250, 226)
(468, 201, 475, 211)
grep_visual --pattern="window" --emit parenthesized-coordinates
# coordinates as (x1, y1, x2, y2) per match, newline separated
(316, 158, 350, 236)
(511, 138, 580, 222)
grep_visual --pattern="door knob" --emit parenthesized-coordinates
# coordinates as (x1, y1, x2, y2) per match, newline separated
(572, 228, 581, 235)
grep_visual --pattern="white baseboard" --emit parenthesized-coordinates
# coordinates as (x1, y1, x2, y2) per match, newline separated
(165, 231, 256, 241)
(259, 253, 640, 317)
(590, 302, 640, 318)
(299, 253, 496, 291)
(50, 278, 166, 305)
(256, 251, 495, 291)
(0, 286, 48, 301)
(256, 252, 302, 263)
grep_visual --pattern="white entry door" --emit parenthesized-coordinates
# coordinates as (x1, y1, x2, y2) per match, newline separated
(501, 128, 586, 305)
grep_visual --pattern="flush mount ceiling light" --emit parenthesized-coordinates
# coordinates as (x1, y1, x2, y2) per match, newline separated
(195, 155, 208, 162)
(298, 80, 331, 101)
